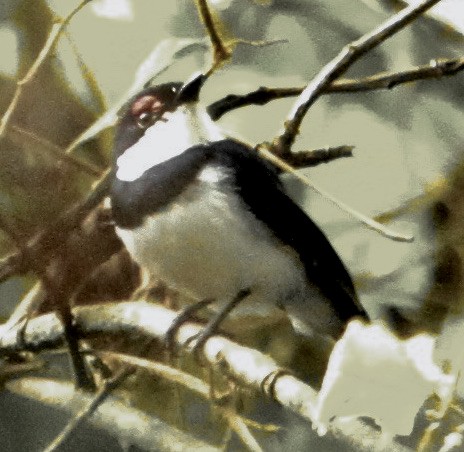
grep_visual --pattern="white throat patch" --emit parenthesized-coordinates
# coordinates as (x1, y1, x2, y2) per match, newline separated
(116, 105, 224, 182)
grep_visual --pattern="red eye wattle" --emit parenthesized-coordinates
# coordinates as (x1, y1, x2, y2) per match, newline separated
(131, 95, 163, 116)
(131, 95, 166, 129)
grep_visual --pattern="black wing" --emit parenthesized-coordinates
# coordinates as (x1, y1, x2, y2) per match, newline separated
(208, 140, 367, 323)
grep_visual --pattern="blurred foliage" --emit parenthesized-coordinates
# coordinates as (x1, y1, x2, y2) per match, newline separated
(0, 0, 108, 248)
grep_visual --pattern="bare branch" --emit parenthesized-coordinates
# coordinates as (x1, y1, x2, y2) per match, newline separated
(207, 57, 464, 120)
(6, 377, 220, 452)
(98, 351, 265, 451)
(195, 0, 231, 71)
(0, 301, 410, 452)
(8, 125, 102, 177)
(0, 0, 93, 138)
(0, 169, 112, 284)
(257, 147, 414, 242)
(270, 0, 443, 156)
(284, 145, 354, 168)
(43, 368, 133, 452)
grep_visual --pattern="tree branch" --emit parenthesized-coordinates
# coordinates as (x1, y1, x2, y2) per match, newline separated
(6, 377, 220, 452)
(98, 351, 267, 452)
(283, 145, 354, 168)
(258, 147, 414, 242)
(0, 301, 410, 452)
(269, 0, 443, 157)
(0, 170, 112, 284)
(0, 0, 93, 138)
(207, 57, 464, 120)
(195, 0, 231, 71)
(43, 368, 133, 452)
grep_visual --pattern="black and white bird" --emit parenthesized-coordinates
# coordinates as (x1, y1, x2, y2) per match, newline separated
(110, 74, 367, 346)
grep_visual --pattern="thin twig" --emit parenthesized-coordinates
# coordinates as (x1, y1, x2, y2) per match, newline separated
(0, 358, 44, 382)
(207, 57, 464, 120)
(43, 368, 133, 452)
(64, 30, 107, 114)
(0, 169, 111, 284)
(0, 282, 44, 334)
(7, 377, 220, 451)
(283, 145, 354, 168)
(222, 408, 263, 452)
(270, 0, 443, 156)
(97, 351, 267, 451)
(0, 0, 93, 138)
(257, 147, 414, 242)
(195, 0, 231, 72)
(8, 125, 102, 176)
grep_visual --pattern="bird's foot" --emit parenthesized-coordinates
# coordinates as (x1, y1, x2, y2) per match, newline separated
(164, 299, 214, 357)
(187, 289, 251, 362)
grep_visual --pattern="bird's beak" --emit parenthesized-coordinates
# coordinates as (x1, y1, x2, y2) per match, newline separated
(176, 72, 206, 104)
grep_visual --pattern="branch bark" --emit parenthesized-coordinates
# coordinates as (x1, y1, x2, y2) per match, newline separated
(0, 0, 93, 138)
(195, 0, 231, 71)
(207, 57, 464, 120)
(6, 377, 220, 452)
(0, 301, 410, 452)
(269, 0, 443, 157)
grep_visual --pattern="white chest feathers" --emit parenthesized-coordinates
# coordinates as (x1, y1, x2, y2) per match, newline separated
(115, 165, 309, 309)
(116, 104, 224, 182)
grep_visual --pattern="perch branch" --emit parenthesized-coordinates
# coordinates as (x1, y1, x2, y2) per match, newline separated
(269, 0, 443, 157)
(207, 57, 464, 120)
(0, 301, 409, 452)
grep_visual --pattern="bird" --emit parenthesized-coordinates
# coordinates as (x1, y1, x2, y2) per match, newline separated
(110, 73, 368, 350)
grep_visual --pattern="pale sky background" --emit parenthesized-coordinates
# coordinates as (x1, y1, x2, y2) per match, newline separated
(406, 0, 464, 33)
(89, 0, 464, 34)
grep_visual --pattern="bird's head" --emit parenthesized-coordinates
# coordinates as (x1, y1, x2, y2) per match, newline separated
(114, 74, 222, 182)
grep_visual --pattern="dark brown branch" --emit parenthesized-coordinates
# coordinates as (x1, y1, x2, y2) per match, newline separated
(258, 147, 413, 242)
(278, 145, 354, 168)
(0, 171, 116, 389)
(269, 0, 443, 157)
(207, 57, 464, 120)
(0, 170, 112, 284)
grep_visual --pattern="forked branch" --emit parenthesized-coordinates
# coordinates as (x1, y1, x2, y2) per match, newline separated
(270, 0, 443, 157)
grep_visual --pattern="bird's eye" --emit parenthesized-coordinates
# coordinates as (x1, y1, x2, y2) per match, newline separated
(136, 112, 153, 129)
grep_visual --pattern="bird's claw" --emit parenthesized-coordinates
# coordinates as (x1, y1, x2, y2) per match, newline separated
(164, 299, 214, 356)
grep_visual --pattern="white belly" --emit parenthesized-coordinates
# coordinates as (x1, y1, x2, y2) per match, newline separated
(115, 166, 309, 314)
